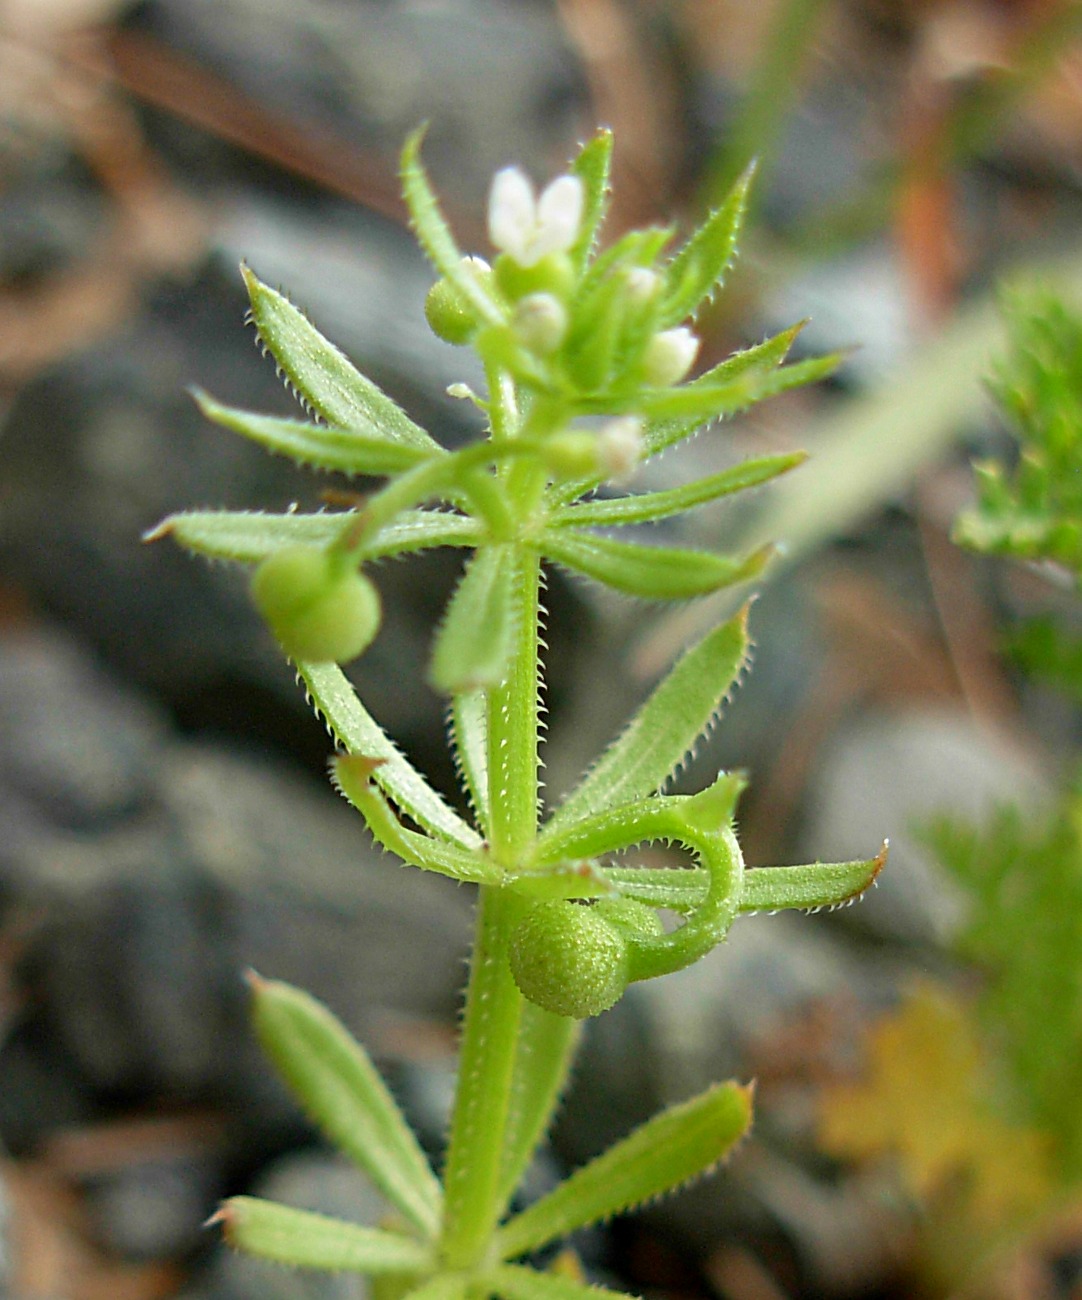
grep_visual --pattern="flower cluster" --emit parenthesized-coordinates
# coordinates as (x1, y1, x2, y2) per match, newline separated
(423, 150, 728, 486)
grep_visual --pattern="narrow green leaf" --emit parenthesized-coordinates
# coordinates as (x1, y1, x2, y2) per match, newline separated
(537, 794, 690, 868)
(364, 510, 484, 560)
(192, 389, 434, 476)
(739, 844, 888, 914)
(298, 661, 482, 849)
(569, 129, 614, 272)
(402, 1276, 469, 1300)
(149, 508, 480, 566)
(639, 322, 805, 462)
(561, 260, 631, 394)
(487, 1263, 633, 1300)
(546, 609, 750, 833)
(544, 324, 808, 514)
(430, 545, 518, 693)
(149, 509, 348, 563)
(550, 452, 806, 528)
(576, 226, 674, 303)
(633, 352, 842, 424)
(495, 1081, 752, 1259)
(449, 689, 489, 834)
(247, 978, 443, 1238)
(216, 1196, 433, 1273)
(496, 1008, 583, 1214)
(241, 266, 438, 450)
(600, 864, 707, 914)
(332, 755, 502, 884)
(532, 807, 746, 984)
(660, 163, 754, 327)
(602, 844, 888, 917)
(541, 530, 773, 600)
(508, 861, 615, 902)
(400, 128, 502, 326)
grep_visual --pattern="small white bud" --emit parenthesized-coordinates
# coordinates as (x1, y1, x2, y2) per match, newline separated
(597, 416, 644, 486)
(625, 267, 661, 304)
(512, 293, 568, 354)
(488, 167, 584, 267)
(643, 327, 700, 387)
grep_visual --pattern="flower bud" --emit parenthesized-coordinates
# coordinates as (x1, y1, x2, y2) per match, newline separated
(597, 416, 644, 486)
(624, 266, 662, 305)
(512, 292, 568, 355)
(541, 429, 600, 481)
(643, 327, 700, 387)
(510, 901, 629, 1019)
(251, 545, 381, 664)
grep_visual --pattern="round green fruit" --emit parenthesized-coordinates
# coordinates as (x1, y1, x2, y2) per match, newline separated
(251, 546, 380, 664)
(509, 901, 629, 1020)
(424, 277, 477, 345)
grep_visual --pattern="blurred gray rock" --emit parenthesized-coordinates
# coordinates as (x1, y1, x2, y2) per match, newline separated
(800, 707, 1050, 944)
(0, 625, 472, 1120)
(82, 1136, 225, 1262)
(144, 0, 584, 199)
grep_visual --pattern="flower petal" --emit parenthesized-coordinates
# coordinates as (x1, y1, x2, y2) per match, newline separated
(535, 174, 584, 258)
(489, 167, 537, 262)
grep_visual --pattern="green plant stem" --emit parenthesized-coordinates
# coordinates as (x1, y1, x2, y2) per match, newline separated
(439, 884, 528, 1269)
(440, 532, 544, 1267)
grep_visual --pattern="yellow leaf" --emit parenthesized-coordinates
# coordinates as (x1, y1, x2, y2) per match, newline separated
(818, 983, 1053, 1225)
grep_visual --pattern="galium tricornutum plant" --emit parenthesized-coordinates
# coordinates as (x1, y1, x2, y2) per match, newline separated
(151, 128, 885, 1296)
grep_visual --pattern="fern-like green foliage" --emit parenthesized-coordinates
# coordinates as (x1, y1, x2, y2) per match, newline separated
(925, 797, 1082, 1182)
(821, 291, 1082, 1294)
(955, 290, 1082, 579)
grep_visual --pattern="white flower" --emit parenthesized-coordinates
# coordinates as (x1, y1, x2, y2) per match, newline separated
(597, 416, 644, 486)
(643, 327, 700, 387)
(488, 167, 584, 267)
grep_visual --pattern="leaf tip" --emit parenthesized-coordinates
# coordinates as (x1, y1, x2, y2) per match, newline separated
(141, 517, 174, 544)
(331, 752, 388, 796)
(204, 1201, 232, 1233)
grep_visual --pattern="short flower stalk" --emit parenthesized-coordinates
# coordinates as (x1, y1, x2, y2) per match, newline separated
(153, 127, 884, 1297)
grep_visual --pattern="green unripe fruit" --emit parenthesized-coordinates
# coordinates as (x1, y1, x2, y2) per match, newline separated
(509, 901, 629, 1020)
(251, 545, 380, 664)
(424, 277, 478, 345)
(593, 897, 664, 942)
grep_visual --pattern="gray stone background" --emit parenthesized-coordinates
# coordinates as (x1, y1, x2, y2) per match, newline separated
(0, 1, 1079, 1297)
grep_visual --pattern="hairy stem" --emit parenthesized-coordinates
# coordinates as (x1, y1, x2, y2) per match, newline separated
(440, 535, 543, 1266)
